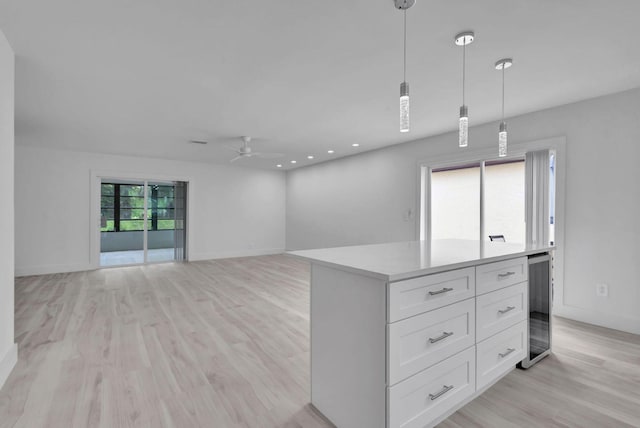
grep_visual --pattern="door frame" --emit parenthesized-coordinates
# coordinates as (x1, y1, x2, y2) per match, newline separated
(90, 170, 193, 269)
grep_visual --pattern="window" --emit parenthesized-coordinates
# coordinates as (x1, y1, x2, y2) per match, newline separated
(149, 184, 176, 231)
(431, 163, 480, 240)
(484, 160, 525, 243)
(101, 183, 175, 232)
(424, 158, 526, 243)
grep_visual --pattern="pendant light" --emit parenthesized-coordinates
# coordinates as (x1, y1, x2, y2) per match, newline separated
(394, 0, 415, 133)
(455, 31, 474, 148)
(495, 58, 513, 157)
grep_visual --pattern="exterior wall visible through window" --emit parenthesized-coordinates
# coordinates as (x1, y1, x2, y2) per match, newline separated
(430, 159, 525, 243)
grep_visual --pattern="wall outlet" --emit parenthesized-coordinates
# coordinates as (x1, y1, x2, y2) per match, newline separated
(596, 283, 609, 297)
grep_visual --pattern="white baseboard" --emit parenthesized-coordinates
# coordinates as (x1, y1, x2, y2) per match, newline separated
(15, 249, 286, 276)
(189, 248, 285, 262)
(554, 304, 640, 335)
(15, 263, 91, 277)
(0, 343, 17, 391)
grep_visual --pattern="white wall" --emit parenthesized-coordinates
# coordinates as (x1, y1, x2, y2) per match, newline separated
(0, 29, 16, 389)
(15, 146, 286, 275)
(287, 88, 640, 334)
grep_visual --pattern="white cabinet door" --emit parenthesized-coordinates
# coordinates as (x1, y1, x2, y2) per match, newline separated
(476, 282, 527, 342)
(476, 320, 526, 390)
(388, 346, 476, 428)
(476, 257, 527, 295)
(388, 267, 476, 322)
(388, 298, 475, 385)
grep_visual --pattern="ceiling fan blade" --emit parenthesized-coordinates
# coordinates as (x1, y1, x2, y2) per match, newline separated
(253, 152, 284, 159)
(229, 155, 243, 163)
(222, 145, 241, 152)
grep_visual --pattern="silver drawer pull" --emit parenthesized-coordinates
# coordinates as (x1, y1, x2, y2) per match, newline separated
(498, 306, 516, 315)
(498, 271, 516, 278)
(499, 348, 516, 358)
(428, 331, 454, 344)
(429, 384, 454, 401)
(428, 287, 454, 296)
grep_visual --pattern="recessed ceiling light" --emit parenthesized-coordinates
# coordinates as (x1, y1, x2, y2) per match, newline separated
(352, 143, 360, 147)
(276, 164, 282, 168)
(327, 150, 335, 154)
(307, 155, 314, 159)
(290, 160, 297, 164)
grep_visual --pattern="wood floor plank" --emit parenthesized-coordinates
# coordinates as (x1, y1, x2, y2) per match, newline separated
(1, 255, 639, 428)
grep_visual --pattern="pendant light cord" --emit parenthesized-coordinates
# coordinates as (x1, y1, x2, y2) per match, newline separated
(462, 42, 466, 106)
(403, 9, 407, 82)
(501, 65, 505, 121)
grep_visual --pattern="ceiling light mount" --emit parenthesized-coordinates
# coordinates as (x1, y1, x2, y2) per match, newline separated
(393, 0, 415, 10)
(454, 31, 475, 46)
(495, 58, 513, 70)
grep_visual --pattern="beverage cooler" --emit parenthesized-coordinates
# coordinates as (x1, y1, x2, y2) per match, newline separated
(519, 253, 552, 369)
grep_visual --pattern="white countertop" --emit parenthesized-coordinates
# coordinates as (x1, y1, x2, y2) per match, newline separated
(289, 239, 554, 282)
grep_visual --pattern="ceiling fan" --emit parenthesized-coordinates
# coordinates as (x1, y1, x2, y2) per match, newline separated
(224, 136, 284, 163)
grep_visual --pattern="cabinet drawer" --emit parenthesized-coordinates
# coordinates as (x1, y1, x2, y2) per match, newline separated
(477, 320, 526, 391)
(389, 267, 475, 322)
(388, 346, 476, 428)
(476, 282, 527, 342)
(388, 298, 475, 385)
(476, 257, 527, 295)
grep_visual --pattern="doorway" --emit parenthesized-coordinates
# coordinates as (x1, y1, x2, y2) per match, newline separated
(99, 179, 187, 267)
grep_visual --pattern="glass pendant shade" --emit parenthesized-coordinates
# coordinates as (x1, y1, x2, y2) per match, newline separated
(495, 58, 512, 158)
(498, 121, 508, 157)
(400, 81, 410, 133)
(459, 105, 468, 147)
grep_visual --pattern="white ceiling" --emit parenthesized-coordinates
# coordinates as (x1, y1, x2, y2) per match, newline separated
(1, 0, 639, 170)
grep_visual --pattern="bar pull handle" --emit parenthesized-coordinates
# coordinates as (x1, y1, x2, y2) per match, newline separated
(498, 306, 516, 315)
(428, 331, 454, 344)
(499, 348, 516, 358)
(429, 385, 454, 401)
(428, 287, 454, 296)
(498, 271, 516, 278)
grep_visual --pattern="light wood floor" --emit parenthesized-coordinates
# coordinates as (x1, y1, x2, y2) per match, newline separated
(1, 255, 639, 428)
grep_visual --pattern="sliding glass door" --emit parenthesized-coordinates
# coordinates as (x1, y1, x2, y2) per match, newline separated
(174, 181, 187, 262)
(100, 179, 187, 267)
(484, 160, 526, 243)
(431, 163, 481, 241)
(100, 181, 146, 265)
(426, 158, 526, 244)
(423, 152, 555, 246)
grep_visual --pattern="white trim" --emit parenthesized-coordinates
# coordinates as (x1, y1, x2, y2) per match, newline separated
(15, 263, 91, 277)
(0, 343, 17, 390)
(417, 136, 564, 169)
(15, 248, 286, 276)
(479, 161, 485, 243)
(189, 248, 285, 262)
(418, 165, 427, 241)
(554, 306, 640, 335)
(90, 170, 194, 270)
(143, 181, 149, 263)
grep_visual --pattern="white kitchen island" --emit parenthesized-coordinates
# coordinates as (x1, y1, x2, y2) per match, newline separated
(289, 239, 554, 428)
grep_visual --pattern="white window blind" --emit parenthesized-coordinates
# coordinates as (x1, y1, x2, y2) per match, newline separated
(525, 150, 550, 245)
